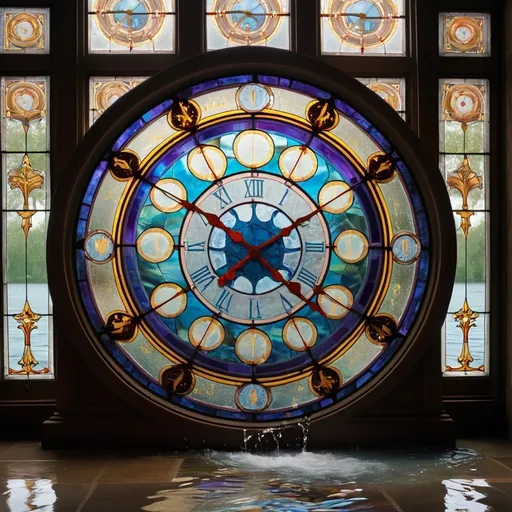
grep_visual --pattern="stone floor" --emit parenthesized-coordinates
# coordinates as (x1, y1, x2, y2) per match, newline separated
(2, 440, 512, 511)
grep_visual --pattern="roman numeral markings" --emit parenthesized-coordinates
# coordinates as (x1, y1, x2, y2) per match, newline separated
(249, 299, 262, 320)
(278, 188, 289, 206)
(187, 241, 205, 252)
(280, 293, 294, 312)
(305, 242, 325, 253)
(244, 179, 264, 198)
(215, 289, 233, 313)
(212, 186, 233, 209)
(190, 265, 216, 291)
(297, 267, 318, 289)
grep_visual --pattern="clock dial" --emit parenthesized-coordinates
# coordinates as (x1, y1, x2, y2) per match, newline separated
(75, 73, 432, 423)
(180, 172, 330, 324)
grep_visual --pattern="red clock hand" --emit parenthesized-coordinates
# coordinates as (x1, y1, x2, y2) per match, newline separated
(217, 254, 252, 287)
(152, 182, 253, 249)
(259, 257, 326, 317)
(256, 181, 359, 253)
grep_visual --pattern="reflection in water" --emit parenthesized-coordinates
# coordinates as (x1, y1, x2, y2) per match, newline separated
(140, 450, 503, 512)
(443, 479, 491, 512)
(6, 479, 56, 511)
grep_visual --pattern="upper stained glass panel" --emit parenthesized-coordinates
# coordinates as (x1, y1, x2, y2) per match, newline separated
(206, 0, 290, 50)
(321, 0, 405, 55)
(88, 0, 175, 53)
(440, 13, 491, 56)
(0, 8, 49, 54)
(89, 77, 148, 126)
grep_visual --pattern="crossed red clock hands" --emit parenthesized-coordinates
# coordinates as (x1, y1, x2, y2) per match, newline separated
(152, 180, 355, 317)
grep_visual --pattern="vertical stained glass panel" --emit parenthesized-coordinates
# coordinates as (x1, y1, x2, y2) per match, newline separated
(88, 0, 175, 53)
(321, 0, 406, 55)
(440, 79, 489, 376)
(89, 77, 148, 127)
(1, 77, 53, 379)
(440, 13, 490, 56)
(0, 8, 49, 54)
(206, 0, 290, 50)
(358, 78, 406, 119)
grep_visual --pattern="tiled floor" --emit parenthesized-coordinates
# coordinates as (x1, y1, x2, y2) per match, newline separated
(1, 440, 512, 510)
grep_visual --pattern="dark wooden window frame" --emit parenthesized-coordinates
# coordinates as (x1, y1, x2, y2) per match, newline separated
(0, 0, 505, 436)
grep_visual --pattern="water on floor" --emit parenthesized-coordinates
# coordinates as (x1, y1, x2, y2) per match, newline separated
(2, 440, 512, 511)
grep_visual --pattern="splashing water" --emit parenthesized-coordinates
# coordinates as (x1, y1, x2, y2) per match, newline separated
(212, 451, 388, 480)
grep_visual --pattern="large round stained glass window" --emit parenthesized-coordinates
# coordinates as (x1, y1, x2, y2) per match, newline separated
(52, 49, 453, 426)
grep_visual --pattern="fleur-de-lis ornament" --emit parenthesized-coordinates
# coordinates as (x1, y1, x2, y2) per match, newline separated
(9, 300, 49, 375)
(447, 156, 482, 238)
(8, 154, 44, 238)
(445, 299, 484, 373)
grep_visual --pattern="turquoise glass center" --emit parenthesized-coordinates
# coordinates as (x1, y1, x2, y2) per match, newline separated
(114, 0, 148, 30)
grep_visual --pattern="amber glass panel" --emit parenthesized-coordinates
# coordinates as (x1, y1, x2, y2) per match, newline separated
(0, 8, 49, 54)
(1, 77, 53, 379)
(358, 78, 406, 120)
(89, 77, 148, 126)
(321, 0, 406, 55)
(206, 0, 291, 50)
(440, 79, 489, 376)
(88, 0, 175, 53)
(439, 13, 491, 57)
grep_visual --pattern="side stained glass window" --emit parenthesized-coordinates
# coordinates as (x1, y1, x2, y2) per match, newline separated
(0, 8, 49, 54)
(1, 77, 53, 379)
(89, 77, 148, 127)
(440, 79, 489, 376)
(320, 0, 406, 55)
(88, 0, 175, 53)
(439, 13, 491, 57)
(206, 0, 291, 50)
(358, 78, 406, 120)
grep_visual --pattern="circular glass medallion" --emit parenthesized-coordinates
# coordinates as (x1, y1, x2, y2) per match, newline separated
(279, 146, 318, 182)
(235, 383, 271, 412)
(283, 317, 317, 351)
(189, 317, 225, 351)
(188, 145, 228, 181)
(150, 179, 186, 213)
(237, 83, 273, 112)
(334, 230, 369, 264)
(233, 130, 275, 168)
(137, 228, 175, 263)
(391, 232, 421, 264)
(85, 231, 115, 263)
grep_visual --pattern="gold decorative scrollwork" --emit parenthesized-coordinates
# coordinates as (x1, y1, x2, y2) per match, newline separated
(92, 0, 168, 50)
(443, 83, 485, 126)
(367, 82, 401, 111)
(326, 0, 399, 53)
(211, 0, 284, 45)
(4, 12, 45, 50)
(444, 15, 485, 54)
(5, 80, 46, 128)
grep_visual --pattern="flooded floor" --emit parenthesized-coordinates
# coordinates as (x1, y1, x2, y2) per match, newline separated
(2, 440, 512, 511)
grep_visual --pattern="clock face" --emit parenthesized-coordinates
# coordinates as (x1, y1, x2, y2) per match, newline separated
(75, 73, 430, 423)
